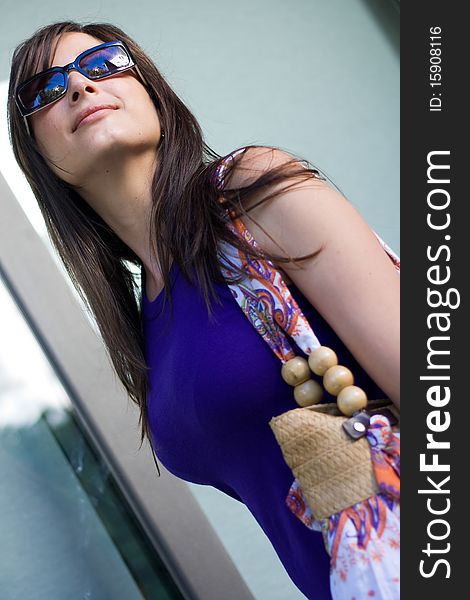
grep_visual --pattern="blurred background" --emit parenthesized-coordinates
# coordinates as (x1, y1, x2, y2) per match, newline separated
(0, 1, 399, 599)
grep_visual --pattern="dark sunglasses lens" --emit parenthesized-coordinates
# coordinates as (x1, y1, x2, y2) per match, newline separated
(19, 71, 66, 112)
(79, 45, 132, 78)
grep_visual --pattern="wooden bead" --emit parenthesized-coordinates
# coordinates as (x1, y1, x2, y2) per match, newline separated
(337, 385, 368, 416)
(308, 346, 338, 376)
(281, 356, 311, 386)
(293, 378, 324, 407)
(323, 365, 354, 396)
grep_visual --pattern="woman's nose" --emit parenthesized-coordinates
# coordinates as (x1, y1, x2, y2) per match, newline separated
(66, 70, 99, 103)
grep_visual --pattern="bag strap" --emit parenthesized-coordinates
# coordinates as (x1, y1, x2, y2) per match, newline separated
(218, 215, 400, 364)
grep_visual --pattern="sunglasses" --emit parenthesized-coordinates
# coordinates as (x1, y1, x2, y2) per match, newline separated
(15, 40, 146, 119)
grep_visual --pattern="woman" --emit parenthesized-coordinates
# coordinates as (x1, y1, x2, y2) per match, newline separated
(8, 21, 400, 599)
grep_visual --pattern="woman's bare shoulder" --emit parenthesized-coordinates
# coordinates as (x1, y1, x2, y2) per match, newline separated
(219, 145, 301, 191)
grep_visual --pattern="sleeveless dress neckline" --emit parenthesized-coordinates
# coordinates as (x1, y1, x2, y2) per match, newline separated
(142, 260, 179, 318)
(142, 258, 298, 319)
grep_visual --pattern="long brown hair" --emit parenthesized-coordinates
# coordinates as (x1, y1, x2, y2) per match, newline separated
(7, 21, 328, 472)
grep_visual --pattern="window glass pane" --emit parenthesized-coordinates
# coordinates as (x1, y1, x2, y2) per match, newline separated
(0, 277, 184, 600)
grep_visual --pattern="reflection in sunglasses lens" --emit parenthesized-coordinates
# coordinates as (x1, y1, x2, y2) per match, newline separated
(80, 47, 130, 78)
(22, 71, 65, 111)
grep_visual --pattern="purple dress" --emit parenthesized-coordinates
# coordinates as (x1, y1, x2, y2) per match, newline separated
(141, 259, 388, 600)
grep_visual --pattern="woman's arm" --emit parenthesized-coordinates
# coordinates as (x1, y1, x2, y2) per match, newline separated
(226, 147, 400, 409)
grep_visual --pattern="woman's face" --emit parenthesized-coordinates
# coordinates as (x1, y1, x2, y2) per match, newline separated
(28, 32, 162, 186)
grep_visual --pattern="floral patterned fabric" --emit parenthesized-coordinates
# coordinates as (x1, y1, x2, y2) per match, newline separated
(214, 148, 400, 599)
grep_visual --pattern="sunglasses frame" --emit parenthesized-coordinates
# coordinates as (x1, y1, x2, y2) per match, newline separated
(15, 40, 148, 133)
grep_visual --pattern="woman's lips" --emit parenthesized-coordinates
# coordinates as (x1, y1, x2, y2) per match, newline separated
(75, 107, 116, 131)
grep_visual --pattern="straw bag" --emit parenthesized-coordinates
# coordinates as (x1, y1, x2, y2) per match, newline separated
(269, 397, 399, 519)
